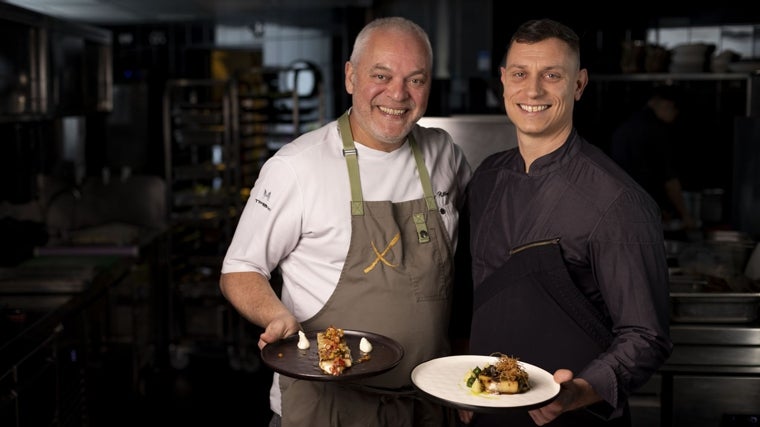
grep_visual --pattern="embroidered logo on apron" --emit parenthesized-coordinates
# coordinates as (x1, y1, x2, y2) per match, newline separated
(364, 232, 401, 273)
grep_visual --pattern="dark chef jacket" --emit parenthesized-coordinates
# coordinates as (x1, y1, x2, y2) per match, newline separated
(466, 129, 673, 421)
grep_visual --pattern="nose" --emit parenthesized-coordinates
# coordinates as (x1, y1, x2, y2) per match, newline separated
(524, 76, 543, 97)
(387, 79, 409, 101)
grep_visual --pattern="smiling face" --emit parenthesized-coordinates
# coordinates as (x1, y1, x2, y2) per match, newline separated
(344, 26, 431, 151)
(500, 37, 588, 152)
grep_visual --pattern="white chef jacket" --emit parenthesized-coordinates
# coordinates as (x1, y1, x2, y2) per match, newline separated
(222, 118, 471, 320)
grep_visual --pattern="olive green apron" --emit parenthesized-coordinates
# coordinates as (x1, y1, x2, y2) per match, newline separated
(279, 111, 454, 427)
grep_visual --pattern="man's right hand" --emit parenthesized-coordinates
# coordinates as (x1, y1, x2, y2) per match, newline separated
(258, 314, 301, 349)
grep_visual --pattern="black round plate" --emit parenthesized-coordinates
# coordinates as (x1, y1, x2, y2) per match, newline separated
(260, 329, 404, 381)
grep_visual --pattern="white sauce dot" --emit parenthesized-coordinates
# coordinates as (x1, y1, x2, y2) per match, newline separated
(297, 330, 310, 350)
(359, 337, 372, 353)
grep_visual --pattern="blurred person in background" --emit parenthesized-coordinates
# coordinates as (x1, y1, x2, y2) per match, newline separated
(610, 85, 698, 231)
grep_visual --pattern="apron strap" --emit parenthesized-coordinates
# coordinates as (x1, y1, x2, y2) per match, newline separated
(338, 111, 365, 216)
(409, 135, 438, 212)
(337, 110, 438, 215)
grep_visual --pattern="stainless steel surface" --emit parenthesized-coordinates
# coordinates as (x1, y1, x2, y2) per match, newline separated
(661, 322, 760, 426)
(666, 346, 760, 372)
(671, 376, 760, 427)
(670, 323, 760, 345)
(733, 116, 760, 239)
(0, 264, 95, 293)
(417, 115, 517, 169)
(670, 292, 760, 323)
(665, 323, 760, 371)
(0, 253, 133, 294)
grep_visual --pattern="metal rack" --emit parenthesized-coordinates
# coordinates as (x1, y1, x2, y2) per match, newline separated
(233, 61, 324, 194)
(162, 79, 241, 366)
(161, 62, 324, 368)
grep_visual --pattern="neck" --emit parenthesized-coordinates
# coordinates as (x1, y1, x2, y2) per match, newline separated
(517, 127, 572, 173)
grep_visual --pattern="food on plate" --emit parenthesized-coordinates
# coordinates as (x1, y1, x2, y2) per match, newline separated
(317, 325, 353, 375)
(297, 330, 310, 350)
(359, 337, 373, 353)
(465, 353, 530, 394)
(356, 336, 373, 363)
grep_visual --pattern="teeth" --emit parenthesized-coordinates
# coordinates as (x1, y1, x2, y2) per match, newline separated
(379, 106, 405, 115)
(520, 104, 548, 112)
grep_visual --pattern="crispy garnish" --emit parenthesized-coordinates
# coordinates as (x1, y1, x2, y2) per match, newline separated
(491, 353, 530, 386)
(465, 353, 530, 394)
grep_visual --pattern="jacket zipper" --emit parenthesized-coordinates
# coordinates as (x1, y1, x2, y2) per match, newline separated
(509, 237, 561, 255)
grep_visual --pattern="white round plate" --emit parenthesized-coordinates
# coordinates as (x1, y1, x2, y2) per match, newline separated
(411, 355, 560, 412)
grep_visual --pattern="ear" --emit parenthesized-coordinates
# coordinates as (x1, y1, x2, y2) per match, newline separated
(344, 61, 355, 94)
(499, 66, 507, 83)
(499, 66, 508, 94)
(574, 68, 589, 101)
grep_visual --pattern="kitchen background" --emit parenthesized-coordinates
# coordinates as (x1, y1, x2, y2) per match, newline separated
(1, 1, 760, 426)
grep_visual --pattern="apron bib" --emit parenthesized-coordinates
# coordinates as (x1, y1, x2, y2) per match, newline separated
(469, 240, 628, 427)
(280, 111, 455, 427)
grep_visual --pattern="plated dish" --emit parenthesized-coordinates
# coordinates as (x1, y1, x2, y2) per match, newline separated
(411, 355, 560, 412)
(261, 329, 404, 381)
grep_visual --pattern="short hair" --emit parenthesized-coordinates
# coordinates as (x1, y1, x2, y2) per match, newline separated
(506, 19, 581, 65)
(349, 17, 433, 69)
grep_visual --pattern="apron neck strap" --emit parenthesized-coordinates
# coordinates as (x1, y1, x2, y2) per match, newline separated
(409, 133, 438, 212)
(338, 110, 438, 216)
(338, 111, 365, 216)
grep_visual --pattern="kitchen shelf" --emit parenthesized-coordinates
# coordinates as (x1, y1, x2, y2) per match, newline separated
(160, 62, 324, 367)
(593, 72, 754, 81)
(162, 79, 241, 364)
(232, 62, 324, 193)
(590, 72, 758, 116)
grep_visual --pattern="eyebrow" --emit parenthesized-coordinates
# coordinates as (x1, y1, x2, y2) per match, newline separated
(369, 63, 428, 78)
(506, 63, 564, 72)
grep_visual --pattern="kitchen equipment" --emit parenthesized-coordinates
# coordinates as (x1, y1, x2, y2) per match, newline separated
(746, 243, 760, 280)
(706, 231, 756, 275)
(677, 233, 755, 287)
(669, 273, 709, 292)
(662, 324, 760, 427)
(670, 292, 760, 323)
(0, 255, 122, 294)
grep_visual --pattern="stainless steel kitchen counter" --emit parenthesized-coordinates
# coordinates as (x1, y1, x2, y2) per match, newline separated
(0, 225, 170, 425)
(0, 255, 134, 366)
(658, 321, 760, 426)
